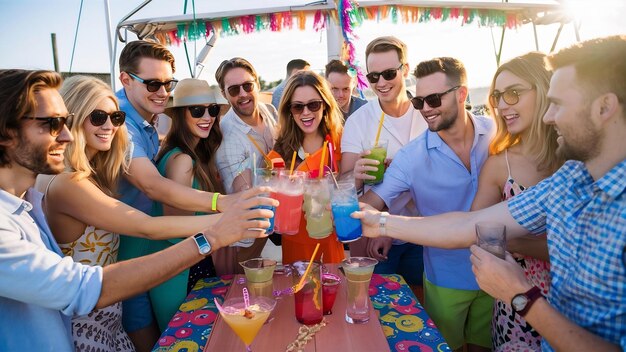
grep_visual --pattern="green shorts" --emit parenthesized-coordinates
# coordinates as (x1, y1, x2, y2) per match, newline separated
(423, 276, 493, 349)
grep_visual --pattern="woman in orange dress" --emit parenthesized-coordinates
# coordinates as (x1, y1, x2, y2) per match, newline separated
(273, 71, 345, 264)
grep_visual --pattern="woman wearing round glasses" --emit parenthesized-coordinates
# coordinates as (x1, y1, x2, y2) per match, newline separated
(148, 78, 232, 331)
(35, 75, 247, 351)
(470, 52, 564, 351)
(273, 70, 346, 264)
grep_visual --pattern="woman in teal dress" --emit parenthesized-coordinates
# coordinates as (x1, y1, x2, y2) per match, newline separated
(149, 78, 230, 331)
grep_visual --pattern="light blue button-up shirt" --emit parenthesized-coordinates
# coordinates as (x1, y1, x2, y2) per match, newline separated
(0, 188, 102, 351)
(372, 113, 494, 290)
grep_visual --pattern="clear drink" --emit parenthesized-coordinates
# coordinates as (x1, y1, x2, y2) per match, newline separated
(475, 222, 506, 259)
(251, 169, 277, 234)
(341, 257, 378, 324)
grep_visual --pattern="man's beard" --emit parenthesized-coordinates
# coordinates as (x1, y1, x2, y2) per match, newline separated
(557, 106, 602, 162)
(13, 134, 63, 175)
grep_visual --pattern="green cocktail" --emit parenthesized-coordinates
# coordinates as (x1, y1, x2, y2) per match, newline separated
(363, 139, 388, 185)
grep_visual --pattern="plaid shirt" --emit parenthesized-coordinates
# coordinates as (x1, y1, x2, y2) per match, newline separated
(509, 159, 626, 351)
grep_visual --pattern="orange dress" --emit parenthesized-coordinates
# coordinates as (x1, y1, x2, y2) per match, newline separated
(279, 140, 345, 265)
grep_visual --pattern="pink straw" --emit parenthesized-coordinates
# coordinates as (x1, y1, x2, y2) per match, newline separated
(243, 287, 250, 308)
(213, 298, 226, 314)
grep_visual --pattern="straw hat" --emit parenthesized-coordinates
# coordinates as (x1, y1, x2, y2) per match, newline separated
(165, 78, 229, 116)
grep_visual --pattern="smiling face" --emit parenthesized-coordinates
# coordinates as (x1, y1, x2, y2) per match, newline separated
(222, 67, 259, 119)
(290, 85, 324, 137)
(83, 97, 119, 159)
(493, 70, 537, 136)
(544, 65, 602, 162)
(121, 57, 173, 121)
(415, 72, 460, 132)
(185, 105, 216, 143)
(366, 50, 407, 105)
(327, 72, 354, 112)
(13, 88, 73, 175)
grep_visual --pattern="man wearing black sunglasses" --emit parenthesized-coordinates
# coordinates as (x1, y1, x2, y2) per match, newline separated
(359, 57, 495, 352)
(115, 41, 243, 351)
(0, 69, 276, 351)
(214, 57, 280, 261)
(340, 36, 428, 294)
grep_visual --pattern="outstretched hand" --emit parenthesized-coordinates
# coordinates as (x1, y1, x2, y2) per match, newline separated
(206, 186, 279, 249)
(470, 245, 532, 303)
(351, 202, 382, 238)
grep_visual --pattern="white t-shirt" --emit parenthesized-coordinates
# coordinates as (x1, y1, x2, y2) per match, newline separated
(341, 99, 427, 218)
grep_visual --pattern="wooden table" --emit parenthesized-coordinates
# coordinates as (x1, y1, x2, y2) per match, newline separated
(153, 265, 450, 352)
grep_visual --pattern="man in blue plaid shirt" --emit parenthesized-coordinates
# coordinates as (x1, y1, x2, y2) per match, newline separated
(354, 35, 626, 351)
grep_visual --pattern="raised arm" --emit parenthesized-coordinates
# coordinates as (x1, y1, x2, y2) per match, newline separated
(125, 157, 237, 213)
(470, 156, 504, 211)
(44, 173, 223, 242)
(353, 201, 528, 248)
(96, 187, 277, 308)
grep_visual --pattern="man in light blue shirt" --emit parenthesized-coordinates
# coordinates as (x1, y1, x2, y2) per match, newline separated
(0, 69, 275, 351)
(271, 58, 310, 109)
(361, 57, 495, 350)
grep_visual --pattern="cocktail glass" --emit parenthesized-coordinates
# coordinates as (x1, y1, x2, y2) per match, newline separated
(240, 258, 277, 299)
(362, 139, 388, 185)
(273, 170, 306, 235)
(341, 257, 378, 324)
(303, 176, 333, 239)
(331, 181, 362, 242)
(251, 168, 277, 234)
(218, 296, 276, 352)
(322, 273, 341, 315)
(475, 222, 506, 259)
(291, 260, 323, 325)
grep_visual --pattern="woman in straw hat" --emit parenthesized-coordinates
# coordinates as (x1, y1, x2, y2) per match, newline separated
(35, 75, 246, 351)
(148, 78, 232, 331)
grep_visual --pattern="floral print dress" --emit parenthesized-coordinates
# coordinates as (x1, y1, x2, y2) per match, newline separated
(492, 150, 551, 352)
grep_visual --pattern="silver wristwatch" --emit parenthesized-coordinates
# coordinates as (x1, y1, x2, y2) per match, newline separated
(193, 233, 212, 256)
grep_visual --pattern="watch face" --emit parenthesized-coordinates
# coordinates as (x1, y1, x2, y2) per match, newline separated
(199, 246, 211, 255)
(512, 294, 528, 312)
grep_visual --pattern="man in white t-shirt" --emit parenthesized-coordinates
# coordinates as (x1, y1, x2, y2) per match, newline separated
(340, 36, 427, 287)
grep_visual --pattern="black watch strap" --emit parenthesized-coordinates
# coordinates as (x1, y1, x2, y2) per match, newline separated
(518, 286, 543, 316)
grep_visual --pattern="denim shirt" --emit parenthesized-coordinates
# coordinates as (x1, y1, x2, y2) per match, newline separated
(0, 188, 102, 351)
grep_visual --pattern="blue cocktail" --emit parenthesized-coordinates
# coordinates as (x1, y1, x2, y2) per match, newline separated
(331, 182, 362, 243)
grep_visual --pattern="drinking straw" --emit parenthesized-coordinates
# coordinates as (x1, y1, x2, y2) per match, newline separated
(374, 112, 385, 146)
(243, 287, 250, 308)
(252, 152, 257, 181)
(289, 150, 297, 176)
(294, 243, 321, 293)
(324, 166, 340, 189)
(213, 298, 226, 314)
(325, 135, 337, 173)
(247, 134, 272, 167)
(318, 141, 328, 179)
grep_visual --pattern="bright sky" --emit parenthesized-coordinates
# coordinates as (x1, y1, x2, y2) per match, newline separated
(1, 0, 624, 92)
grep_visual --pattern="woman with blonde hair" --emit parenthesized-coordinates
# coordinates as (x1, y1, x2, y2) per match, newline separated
(36, 75, 246, 351)
(273, 70, 345, 264)
(470, 52, 564, 351)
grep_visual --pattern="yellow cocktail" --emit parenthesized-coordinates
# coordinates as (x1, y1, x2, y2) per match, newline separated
(218, 296, 276, 351)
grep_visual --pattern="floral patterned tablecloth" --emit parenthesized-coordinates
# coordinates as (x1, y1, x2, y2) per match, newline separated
(153, 274, 450, 352)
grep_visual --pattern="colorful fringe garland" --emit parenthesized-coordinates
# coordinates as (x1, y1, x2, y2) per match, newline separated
(153, 5, 521, 47)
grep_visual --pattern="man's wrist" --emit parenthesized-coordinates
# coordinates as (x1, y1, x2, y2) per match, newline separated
(379, 211, 389, 237)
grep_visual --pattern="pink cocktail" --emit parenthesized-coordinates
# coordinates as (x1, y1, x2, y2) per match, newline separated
(273, 171, 306, 235)
(322, 273, 341, 315)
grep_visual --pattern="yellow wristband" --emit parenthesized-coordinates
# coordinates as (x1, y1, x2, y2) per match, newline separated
(211, 193, 220, 212)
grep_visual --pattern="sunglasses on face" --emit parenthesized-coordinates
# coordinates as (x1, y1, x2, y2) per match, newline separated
(411, 86, 461, 110)
(489, 87, 532, 107)
(366, 64, 404, 84)
(289, 100, 323, 115)
(188, 105, 220, 118)
(128, 72, 178, 93)
(226, 82, 255, 97)
(89, 109, 126, 127)
(22, 114, 74, 136)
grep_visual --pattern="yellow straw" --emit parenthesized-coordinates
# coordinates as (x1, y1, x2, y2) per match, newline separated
(374, 111, 385, 146)
(289, 150, 297, 176)
(318, 141, 328, 179)
(294, 243, 321, 292)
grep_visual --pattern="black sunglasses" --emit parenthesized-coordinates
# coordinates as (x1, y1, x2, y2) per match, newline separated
(366, 64, 404, 84)
(88, 109, 126, 127)
(128, 72, 178, 93)
(22, 114, 74, 136)
(411, 86, 461, 110)
(188, 105, 220, 118)
(489, 87, 532, 107)
(226, 82, 255, 97)
(289, 100, 323, 115)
